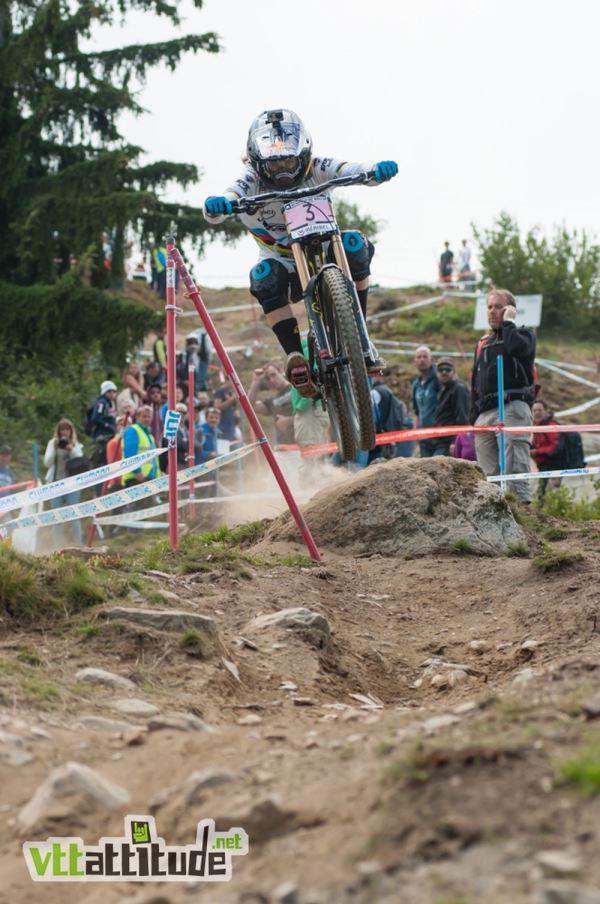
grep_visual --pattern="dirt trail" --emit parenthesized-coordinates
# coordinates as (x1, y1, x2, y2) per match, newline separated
(2, 475, 600, 903)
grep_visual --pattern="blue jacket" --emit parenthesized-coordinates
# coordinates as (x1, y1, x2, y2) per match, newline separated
(411, 367, 440, 428)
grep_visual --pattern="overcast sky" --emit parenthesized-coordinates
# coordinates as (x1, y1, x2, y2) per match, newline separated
(94, 0, 600, 287)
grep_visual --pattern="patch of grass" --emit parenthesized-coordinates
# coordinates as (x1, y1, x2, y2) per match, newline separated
(76, 623, 101, 639)
(532, 545, 584, 574)
(180, 628, 212, 658)
(22, 674, 60, 705)
(374, 740, 396, 758)
(542, 525, 570, 541)
(507, 542, 530, 557)
(451, 539, 477, 556)
(0, 547, 112, 625)
(559, 742, 600, 796)
(543, 485, 600, 522)
(16, 646, 43, 667)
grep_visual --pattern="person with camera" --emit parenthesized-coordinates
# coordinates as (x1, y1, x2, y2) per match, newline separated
(44, 418, 85, 547)
(248, 361, 295, 445)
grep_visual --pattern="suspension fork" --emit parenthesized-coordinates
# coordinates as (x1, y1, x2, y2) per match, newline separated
(291, 243, 330, 357)
(329, 233, 372, 356)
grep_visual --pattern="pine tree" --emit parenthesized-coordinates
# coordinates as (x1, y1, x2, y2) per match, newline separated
(0, 0, 241, 287)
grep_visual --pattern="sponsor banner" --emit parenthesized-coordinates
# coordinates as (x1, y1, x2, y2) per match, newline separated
(0, 448, 163, 514)
(163, 409, 182, 440)
(0, 444, 260, 533)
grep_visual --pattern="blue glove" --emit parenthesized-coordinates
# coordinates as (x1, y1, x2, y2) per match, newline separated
(373, 160, 398, 183)
(204, 196, 233, 216)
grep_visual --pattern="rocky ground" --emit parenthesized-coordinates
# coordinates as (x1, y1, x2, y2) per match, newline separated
(1, 460, 600, 904)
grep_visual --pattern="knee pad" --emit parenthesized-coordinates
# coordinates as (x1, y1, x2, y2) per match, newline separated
(339, 231, 375, 281)
(249, 259, 290, 314)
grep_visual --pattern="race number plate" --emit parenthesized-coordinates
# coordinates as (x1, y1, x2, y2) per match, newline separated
(282, 196, 337, 240)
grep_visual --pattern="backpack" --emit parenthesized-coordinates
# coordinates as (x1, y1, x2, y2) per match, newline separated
(84, 403, 95, 436)
(559, 431, 585, 470)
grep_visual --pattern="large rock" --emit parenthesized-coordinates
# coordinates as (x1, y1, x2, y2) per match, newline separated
(247, 608, 331, 647)
(268, 457, 526, 556)
(103, 607, 217, 634)
(534, 882, 600, 904)
(76, 667, 136, 691)
(18, 762, 129, 830)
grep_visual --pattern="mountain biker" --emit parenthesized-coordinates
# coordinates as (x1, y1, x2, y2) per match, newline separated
(202, 108, 398, 397)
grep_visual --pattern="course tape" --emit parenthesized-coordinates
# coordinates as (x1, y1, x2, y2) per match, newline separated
(294, 422, 600, 458)
(0, 448, 163, 514)
(0, 444, 260, 533)
(556, 396, 600, 417)
(488, 466, 600, 483)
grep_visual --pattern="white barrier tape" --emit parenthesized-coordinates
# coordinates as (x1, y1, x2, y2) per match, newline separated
(367, 296, 445, 321)
(556, 396, 600, 417)
(488, 465, 600, 483)
(94, 481, 220, 525)
(0, 444, 260, 533)
(585, 453, 600, 464)
(541, 358, 597, 374)
(180, 303, 255, 317)
(536, 359, 600, 391)
(0, 447, 163, 514)
(98, 520, 186, 530)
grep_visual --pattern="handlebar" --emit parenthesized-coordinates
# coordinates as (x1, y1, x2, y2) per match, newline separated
(230, 171, 375, 215)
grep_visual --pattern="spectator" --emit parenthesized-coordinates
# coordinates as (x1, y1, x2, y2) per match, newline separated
(471, 288, 536, 503)
(199, 408, 223, 462)
(439, 241, 454, 283)
(248, 362, 295, 445)
(117, 360, 145, 416)
(177, 332, 211, 393)
(145, 383, 164, 448)
(195, 390, 212, 425)
(151, 244, 168, 298)
(121, 405, 161, 489)
(213, 374, 240, 443)
(432, 358, 470, 457)
(411, 346, 440, 458)
(0, 445, 15, 496)
(160, 384, 186, 425)
(452, 432, 477, 462)
(89, 380, 118, 471)
(531, 399, 566, 500)
(370, 378, 415, 459)
(44, 419, 84, 547)
(153, 327, 167, 374)
(105, 413, 131, 492)
(458, 239, 473, 282)
(143, 361, 164, 391)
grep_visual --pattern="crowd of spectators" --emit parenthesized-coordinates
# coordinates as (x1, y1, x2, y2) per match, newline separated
(12, 286, 578, 547)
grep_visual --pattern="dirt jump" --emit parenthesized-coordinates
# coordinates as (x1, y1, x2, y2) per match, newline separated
(1, 457, 600, 904)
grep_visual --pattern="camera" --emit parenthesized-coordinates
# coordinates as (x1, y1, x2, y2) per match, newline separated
(58, 437, 69, 449)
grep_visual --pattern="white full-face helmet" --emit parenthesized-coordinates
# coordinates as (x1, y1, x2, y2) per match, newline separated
(246, 109, 312, 188)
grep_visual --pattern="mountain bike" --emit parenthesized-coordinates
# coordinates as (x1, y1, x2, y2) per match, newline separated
(231, 172, 379, 461)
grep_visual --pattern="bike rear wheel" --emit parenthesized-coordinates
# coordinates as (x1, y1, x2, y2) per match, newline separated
(320, 267, 376, 457)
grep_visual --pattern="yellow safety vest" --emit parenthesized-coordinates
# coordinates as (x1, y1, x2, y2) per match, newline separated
(122, 424, 160, 485)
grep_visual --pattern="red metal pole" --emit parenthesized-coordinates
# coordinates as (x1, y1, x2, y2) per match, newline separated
(167, 241, 321, 562)
(188, 362, 196, 521)
(166, 256, 178, 548)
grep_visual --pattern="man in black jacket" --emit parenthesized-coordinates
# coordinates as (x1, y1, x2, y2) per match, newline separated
(433, 358, 470, 456)
(470, 289, 536, 502)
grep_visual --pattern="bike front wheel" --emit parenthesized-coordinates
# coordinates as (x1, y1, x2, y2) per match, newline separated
(320, 268, 376, 457)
